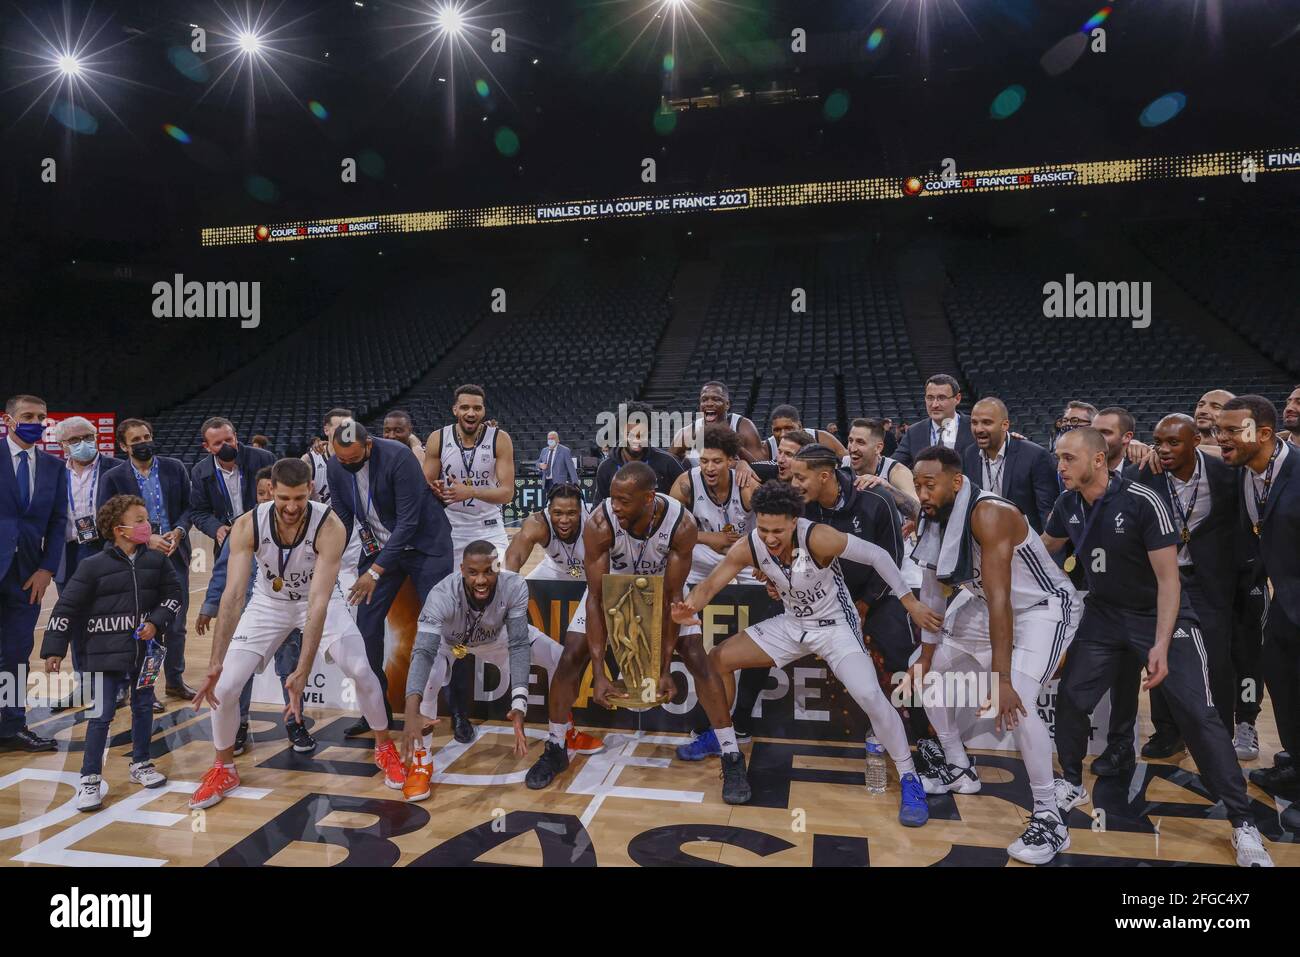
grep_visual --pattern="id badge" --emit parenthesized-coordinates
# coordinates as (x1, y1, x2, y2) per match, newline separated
(137, 636, 164, 691)
(357, 523, 381, 558)
(75, 515, 98, 544)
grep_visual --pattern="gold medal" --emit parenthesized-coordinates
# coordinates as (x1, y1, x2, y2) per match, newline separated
(723, 523, 736, 535)
(1064, 555, 1077, 573)
(568, 564, 582, 579)
(1180, 527, 1190, 545)
(452, 644, 468, 659)
(271, 577, 284, 593)
(1253, 521, 1261, 537)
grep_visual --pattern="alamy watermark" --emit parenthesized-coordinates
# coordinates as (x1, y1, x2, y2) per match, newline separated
(3, 666, 103, 714)
(151, 273, 260, 328)
(1042, 273, 1151, 329)
(891, 666, 1000, 712)
(594, 403, 704, 452)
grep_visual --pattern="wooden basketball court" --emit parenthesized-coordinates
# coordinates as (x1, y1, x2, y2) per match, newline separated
(3, 539, 1296, 868)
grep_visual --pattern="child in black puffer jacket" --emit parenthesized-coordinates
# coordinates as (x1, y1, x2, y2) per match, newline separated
(42, 495, 182, 812)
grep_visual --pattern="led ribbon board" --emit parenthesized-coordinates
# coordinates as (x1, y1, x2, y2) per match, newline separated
(202, 147, 1300, 246)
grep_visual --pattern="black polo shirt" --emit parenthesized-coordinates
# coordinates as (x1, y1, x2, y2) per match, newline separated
(1046, 476, 1196, 621)
(593, 447, 684, 504)
(802, 470, 904, 605)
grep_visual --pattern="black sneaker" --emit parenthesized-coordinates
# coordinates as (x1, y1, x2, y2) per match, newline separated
(343, 717, 371, 738)
(233, 722, 249, 757)
(286, 720, 317, 753)
(1091, 741, 1136, 777)
(452, 713, 477, 744)
(733, 720, 753, 744)
(1141, 731, 1185, 760)
(915, 737, 945, 778)
(525, 740, 569, 790)
(721, 751, 753, 805)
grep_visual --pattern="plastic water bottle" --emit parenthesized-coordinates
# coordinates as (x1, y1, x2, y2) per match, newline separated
(865, 736, 888, 794)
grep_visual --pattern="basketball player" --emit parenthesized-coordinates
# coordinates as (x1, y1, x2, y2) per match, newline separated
(846, 417, 920, 523)
(670, 381, 765, 464)
(524, 463, 737, 797)
(763, 405, 847, 462)
(302, 408, 351, 506)
(502, 482, 606, 756)
(399, 541, 567, 801)
(423, 384, 516, 743)
(905, 446, 1081, 864)
(188, 458, 405, 809)
(383, 409, 425, 466)
(671, 480, 941, 822)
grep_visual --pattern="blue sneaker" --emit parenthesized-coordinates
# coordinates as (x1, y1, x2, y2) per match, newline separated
(676, 729, 721, 761)
(899, 772, 930, 828)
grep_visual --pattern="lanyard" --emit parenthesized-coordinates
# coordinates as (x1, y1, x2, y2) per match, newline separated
(983, 452, 1004, 493)
(66, 457, 101, 517)
(1072, 476, 1115, 551)
(1253, 442, 1281, 520)
(351, 469, 375, 528)
(132, 461, 167, 530)
(456, 426, 483, 478)
(275, 508, 307, 582)
(628, 498, 662, 571)
(215, 460, 241, 517)
(1166, 455, 1201, 544)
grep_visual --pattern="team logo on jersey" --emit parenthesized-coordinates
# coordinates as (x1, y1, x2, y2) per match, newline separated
(1173, 627, 1189, 639)
(1068, 514, 1080, 524)
(1114, 514, 1125, 533)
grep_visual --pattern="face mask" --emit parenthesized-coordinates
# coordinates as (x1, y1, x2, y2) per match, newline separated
(12, 421, 45, 444)
(68, 440, 98, 463)
(118, 521, 152, 544)
(341, 452, 368, 474)
(216, 443, 239, 463)
(547, 439, 557, 448)
(129, 441, 155, 462)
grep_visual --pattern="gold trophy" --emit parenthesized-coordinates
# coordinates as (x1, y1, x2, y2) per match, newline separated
(601, 574, 671, 710)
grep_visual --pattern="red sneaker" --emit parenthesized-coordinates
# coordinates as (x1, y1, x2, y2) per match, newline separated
(376, 741, 406, 790)
(189, 761, 240, 810)
(404, 747, 433, 803)
(566, 726, 605, 756)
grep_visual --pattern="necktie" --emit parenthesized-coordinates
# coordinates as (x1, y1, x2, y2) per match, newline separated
(16, 450, 30, 511)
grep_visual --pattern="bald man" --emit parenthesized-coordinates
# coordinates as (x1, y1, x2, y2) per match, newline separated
(1094, 414, 1243, 776)
(961, 397, 1060, 532)
(1194, 389, 1235, 449)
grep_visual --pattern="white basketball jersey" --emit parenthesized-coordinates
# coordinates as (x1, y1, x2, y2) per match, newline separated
(252, 501, 332, 602)
(962, 492, 1077, 610)
(688, 467, 756, 584)
(750, 518, 860, 630)
(686, 413, 744, 467)
(308, 450, 331, 504)
(541, 505, 588, 578)
(417, 570, 530, 649)
(440, 424, 504, 533)
(604, 493, 684, 576)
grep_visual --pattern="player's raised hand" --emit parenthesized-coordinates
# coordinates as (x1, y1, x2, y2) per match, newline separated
(508, 708, 528, 758)
(669, 601, 700, 625)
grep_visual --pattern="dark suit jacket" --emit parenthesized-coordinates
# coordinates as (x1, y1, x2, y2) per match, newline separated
(0, 441, 68, 582)
(327, 436, 452, 569)
(190, 444, 276, 539)
(1137, 450, 1240, 611)
(893, 413, 976, 468)
(963, 436, 1059, 533)
(1240, 448, 1300, 629)
(98, 456, 194, 565)
(537, 444, 579, 486)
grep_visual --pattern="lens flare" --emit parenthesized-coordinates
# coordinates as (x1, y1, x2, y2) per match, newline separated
(867, 27, 885, 52)
(1139, 92, 1186, 128)
(163, 123, 191, 143)
(308, 99, 328, 119)
(989, 84, 1027, 120)
(494, 127, 520, 156)
(1081, 7, 1112, 33)
(823, 89, 850, 121)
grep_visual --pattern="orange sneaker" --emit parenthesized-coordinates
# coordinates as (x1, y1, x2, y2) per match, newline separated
(566, 726, 605, 756)
(189, 761, 240, 810)
(375, 741, 406, 789)
(404, 748, 433, 802)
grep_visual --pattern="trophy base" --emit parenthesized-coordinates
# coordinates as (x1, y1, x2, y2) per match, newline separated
(607, 680, 673, 711)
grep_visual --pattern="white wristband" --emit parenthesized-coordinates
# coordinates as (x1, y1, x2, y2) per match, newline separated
(511, 689, 529, 713)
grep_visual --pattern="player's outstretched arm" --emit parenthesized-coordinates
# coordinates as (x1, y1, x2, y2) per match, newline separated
(504, 513, 546, 572)
(403, 622, 445, 766)
(971, 502, 1024, 731)
(194, 510, 257, 712)
(422, 429, 443, 490)
(675, 536, 752, 623)
(811, 524, 941, 632)
(582, 512, 621, 707)
(284, 513, 345, 723)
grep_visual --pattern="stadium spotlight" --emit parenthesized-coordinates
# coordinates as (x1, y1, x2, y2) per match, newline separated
(238, 31, 263, 55)
(57, 53, 82, 76)
(434, 3, 465, 38)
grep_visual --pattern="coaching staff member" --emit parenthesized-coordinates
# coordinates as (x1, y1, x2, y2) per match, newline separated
(1042, 428, 1270, 867)
(593, 401, 683, 504)
(962, 396, 1059, 532)
(329, 421, 453, 734)
(190, 416, 275, 550)
(892, 374, 976, 469)
(0, 395, 66, 751)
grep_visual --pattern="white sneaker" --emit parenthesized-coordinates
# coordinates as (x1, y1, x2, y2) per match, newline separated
(1008, 811, 1071, 865)
(1053, 778, 1088, 815)
(921, 759, 981, 795)
(1233, 722, 1260, 761)
(1232, 823, 1273, 867)
(129, 761, 167, 789)
(77, 774, 106, 812)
